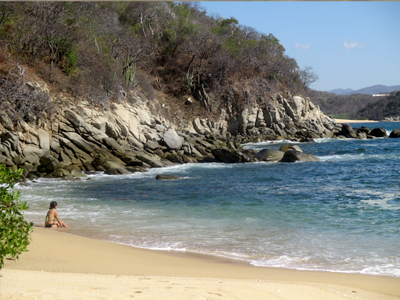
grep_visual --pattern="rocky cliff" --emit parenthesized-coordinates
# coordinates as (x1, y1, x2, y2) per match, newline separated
(0, 77, 339, 180)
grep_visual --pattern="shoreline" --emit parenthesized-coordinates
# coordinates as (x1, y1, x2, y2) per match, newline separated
(334, 119, 379, 123)
(2, 227, 400, 299)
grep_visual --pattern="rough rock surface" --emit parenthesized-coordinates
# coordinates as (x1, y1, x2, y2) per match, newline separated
(280, 150, 320, 163)
(389, 129, 400, 138)
(254, 149, 284, 162)
(2, 78, 386, 180)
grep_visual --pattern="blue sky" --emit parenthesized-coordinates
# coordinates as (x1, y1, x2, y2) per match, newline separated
(199, 1, 400, 91)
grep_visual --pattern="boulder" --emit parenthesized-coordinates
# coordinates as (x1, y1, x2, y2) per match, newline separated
(357, 126, 372, 135)
(254, 149, 284, 162)
(280, 150, 320, 162)
(389, 129, 400, 138)
(279, 144, 303, 152)
(370, 127, 388, 138)
(155, 174, 181, 180)
(339, 124, 357, 138)
(163, 128, 184, 151)
(356, 132, 367, 139)
(211, 148, 250, 163)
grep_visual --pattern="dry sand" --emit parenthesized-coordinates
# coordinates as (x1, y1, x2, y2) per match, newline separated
(334, 119, 379, 124)
(1, 227, 399, 300)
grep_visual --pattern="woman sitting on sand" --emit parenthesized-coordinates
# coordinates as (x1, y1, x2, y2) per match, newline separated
(45, 201, 69, 228)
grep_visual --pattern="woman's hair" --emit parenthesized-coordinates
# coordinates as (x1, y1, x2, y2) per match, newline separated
(49, 201, 57, 209)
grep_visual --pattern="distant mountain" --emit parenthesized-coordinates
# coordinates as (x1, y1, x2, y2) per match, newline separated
(329, 85, 400, 95)
(328, 88, 354, 95)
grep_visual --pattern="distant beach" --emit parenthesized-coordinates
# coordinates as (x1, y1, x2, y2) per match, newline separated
(335, 119, 379, 123)
(2, 227, 400, 300)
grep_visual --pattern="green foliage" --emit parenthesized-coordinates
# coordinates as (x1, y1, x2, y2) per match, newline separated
(58, 39, 79, 75)
(0, 165, 33, 269)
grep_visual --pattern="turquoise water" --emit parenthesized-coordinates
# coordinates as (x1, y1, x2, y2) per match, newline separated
(18, 122, 400, 277)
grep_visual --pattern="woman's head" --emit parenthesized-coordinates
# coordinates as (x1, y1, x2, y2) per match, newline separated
(49, 201, 57, 209)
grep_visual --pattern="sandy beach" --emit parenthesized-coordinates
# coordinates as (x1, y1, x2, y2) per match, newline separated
(1, 227, 399, 299)
(334, 119, 379, 124)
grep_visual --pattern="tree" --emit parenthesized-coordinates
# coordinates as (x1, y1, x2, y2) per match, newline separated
(299, 66, 319, 90)
(0, 165, 33, 269)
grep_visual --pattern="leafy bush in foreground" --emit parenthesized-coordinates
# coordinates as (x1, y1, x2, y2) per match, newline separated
(0, 165, 33, 269)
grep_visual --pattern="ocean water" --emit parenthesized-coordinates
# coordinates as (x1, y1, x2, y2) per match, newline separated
(17, 122, 400, 277)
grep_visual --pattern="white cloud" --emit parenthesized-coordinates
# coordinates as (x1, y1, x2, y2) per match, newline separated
(343, 40, 365, 50)
(294, 43, 311, 50)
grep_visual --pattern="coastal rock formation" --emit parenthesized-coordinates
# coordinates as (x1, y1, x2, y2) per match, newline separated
(2, 76, 390, 180)
(254, 149, 284, 162)
(155, 174, 181, 180)
(369, 128, 388, 138)
(280, 150, 320, 163)
(389, 129, 400, 138)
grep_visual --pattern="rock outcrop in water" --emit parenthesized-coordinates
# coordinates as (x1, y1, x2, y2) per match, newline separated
(1, 78, 398, 179)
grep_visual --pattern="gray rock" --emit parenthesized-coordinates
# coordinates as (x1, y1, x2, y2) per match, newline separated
(0, 154, 14, 166)
(211, 148, 250, 163)
(339, 124, 357, 138)
(370, 127, 388, 138)
(1, 132, 19, 152)
(0, 111, 14, 130)
(254, 149, 284, 162)
(70, 169, 87, 178)
(136, 153, 164, 168)
(163, 128, 184, 151)
(40, 154, 57, 167)
(64, 110, 86, 131)
(165, 152, 185, 164)
(144, 140, 161, 151)
(389, 129, 400, 138)
(279, 144, 303, 152)
(62, 132, 98, 154)
(155, 174, 181, 180)
(126, 166, 146, 173)
(49, 168, 73, 179)
(280, 150, 320, 162)
(112, 151, 144, 167)
(102, 137, 122, 151)
(82, 162, 96, 172)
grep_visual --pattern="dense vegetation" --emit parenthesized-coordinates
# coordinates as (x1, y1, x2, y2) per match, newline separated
(0, 2, 308, 123)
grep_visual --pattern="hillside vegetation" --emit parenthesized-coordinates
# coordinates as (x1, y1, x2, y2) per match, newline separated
(358, 91, 400, 121)
(0, 2, 305, 126)
(309, 89, 400, 120)
(308, 90, 378, 120)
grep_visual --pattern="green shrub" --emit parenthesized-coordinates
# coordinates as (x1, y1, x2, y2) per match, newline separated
(0, 165, 33, 269)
